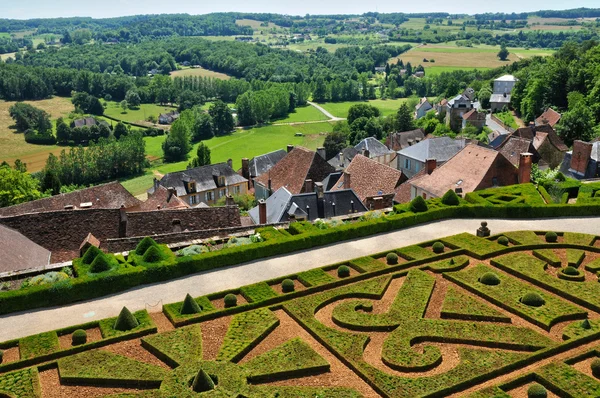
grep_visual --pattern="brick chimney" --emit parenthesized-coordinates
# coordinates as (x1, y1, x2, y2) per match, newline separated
(570, 140, 593, 175)
(118, 205, 127, 238)
(343, 171, 351, 189)
(241, 158, 250, 179)
(317, 147, 326, 159)
(287, 144, 294, 153)
(518, 153, 533, 184)
(426, 158, 437, 175)
(258, 199, 267, 224)
(267, 178, 272, 196)
(372, 197, 384, 210)
(227, 158, 233, 169)
(167, 187, 176, 202)
(304, 179, 314, 193)
(315, 182, 324, 198)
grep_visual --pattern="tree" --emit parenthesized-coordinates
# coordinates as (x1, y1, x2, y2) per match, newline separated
(395, 103, 415, 132)
(209, 101, 234, 135)
(235, 91, 255, 126)
(478, 87, 492, 109)
(188, 142, 211, 168)
(347, 104, 380, 125)
(178, 90, 202, 112)
(9, 103, 51, 133)
(387, 79, 398, 99)
(313, 78, 329, 103)
(56, 118, 71, 144)
(162, 119, 191, 162)
(113, 122, 128, 139)
(192, 113, 214, 142)
(324, 131, 347, 160)
(125, 90, 141, 109)
(120, 100, 128, 113)
(41, 154, 62, 195)
(497, 45, 509, 61)
(0, 163, 46, 207)
(556, 101, 595, 145)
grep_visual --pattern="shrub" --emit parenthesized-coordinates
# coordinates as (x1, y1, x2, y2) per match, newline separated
(82, 245, 102, 264)
(386, 252, 399, 265)
(176, 245, 209, 256)
(521, 292, 545, 307)
(582, 319, 592, 329)
(71, 329, 87, 346)
(142, 245, 163, 263)
(192, 369, 215, 392)
(591, 358, 600, 378)
(432, 242, 445, 254)
(441, 189, 460, 206)
(338, 265, 350, 278)
(0, 349, 3, 363)
(545, 231, 558, 243)
(281, 279, 295, 293)
(562, 266, 579, 276)
(113, 307, 140, 331)
(479, 272, 501, 286)
(29, 271, 70, 286)
(527, 383, 547, 398)
(180, 293, 201, 315)
(224, 294, 237, 308)
(498, 236, 509, 246)
(135, 237, 158, 255)
(90, 254, 111, 273)
(409, 196, 428, 213)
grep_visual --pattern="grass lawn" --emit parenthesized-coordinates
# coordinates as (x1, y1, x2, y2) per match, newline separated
(122, 122, 332, 196)
(0, 96, 74, 172)
(170, 67, 232, 80)
(104, 102, 176, 124)
(318, 98, 410, 118)
(494, 111, 518, 129)
(272, 105, 329, 123)
(424, 66, 492, 76)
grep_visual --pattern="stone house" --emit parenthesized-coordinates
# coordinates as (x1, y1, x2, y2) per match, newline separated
(158, 111, 180, 125)
(559, 140, 600, 180)
(493, 75, 518, 94)
(462, 109, 486, 131)
(510, 125, 568, 169)
(385, 128, 426, 152)
(490, 93, 511, 112)
(446, 94, 474, 132)
(415, 97, 433, 119)
(329, 137, 397, 170)
(535, 108, 562, 128)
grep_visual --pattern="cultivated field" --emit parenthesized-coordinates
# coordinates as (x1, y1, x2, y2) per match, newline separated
(0, 96, 74, 171)
(170, 67, 232, 80)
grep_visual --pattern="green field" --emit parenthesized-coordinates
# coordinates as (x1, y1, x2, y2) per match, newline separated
(424, 66, 492, 76)
(318, 98, 411, 119)
(273, 105, 329, 123)
(170, 67, 232, 80)
(103, 102, 176, 124)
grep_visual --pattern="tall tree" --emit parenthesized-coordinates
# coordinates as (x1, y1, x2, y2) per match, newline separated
(209, 100, 234, 135)
(162, 119, 192, 162)
(188, 142, 211, 168)
(395, 103, 415, 132)
(497, 44, 509, 61)
(0, 163, 46, 207)
(192, 113, 214, 142)
(323, 131, 347, 160)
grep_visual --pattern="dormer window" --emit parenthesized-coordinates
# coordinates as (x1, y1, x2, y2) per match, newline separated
(188, 181, 196, 193)
(218, 176, 225, 187)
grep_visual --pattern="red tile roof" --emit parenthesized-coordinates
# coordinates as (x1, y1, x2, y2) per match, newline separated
(331, 154, 405, 203)
(513, 125, 568, 152)
(136, 185, 189, 211)
(497, 136, 534, 166)
(536, 108, 562, 128)
(394, 168, 426, 203)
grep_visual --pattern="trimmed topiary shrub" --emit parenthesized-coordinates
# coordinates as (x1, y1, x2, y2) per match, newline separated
(135, 237, 158, 255)
(281, 279, 295, 293)
(90, 253, 111, 273)
(521, 292, 545, 307)
(223, 294, 237, 308)
(180, 293, 201, 315)
(479, 272, 501, 286)
(337, 265, 350, 278)
(432, 242, 445, 254)
(192, 369, 215, 392)
(142, 245, 163, 263)
(72, 329, 87, 346)
(441, 189, 460, 206)
(386, 252, 399, 265)
(562, 266, 579, 276)
(409, 196, 428, 213)
(582, 319, 592, 329)
(591, 358, 600, 378)
(82, 245, 102, 264)
(545, 231, 558, 243)
(113, 307, 140, 331)
(497, 236, 509, 246)
(527, 383, 547, 398)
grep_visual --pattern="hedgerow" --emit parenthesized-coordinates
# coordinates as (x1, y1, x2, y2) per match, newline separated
(425, 256, 469, 272)
(592, 359, 600, 378)
(536, 362, 600, 397)
(397, 245, 437, 260)
(567, 249, 586, 267)
(350, 256, 387, 272)
(441, 287, 511, 322)
(441, 233, 505, 257)
(563, 232, 596, 246)
(504, 231, 544, 245)
(297, 268, 336, 287)
(141, 325, 203, 367)
(562, 319, 600, 340)
(533, 249, 562, 267)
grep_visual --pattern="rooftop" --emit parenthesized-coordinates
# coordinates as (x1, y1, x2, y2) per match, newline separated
(154, 162, 248, 197)
(495, 74, 518, 82)
(0, 224, 51, 274)
(490, 94, 511, 103)
(535, 108, 562, 128)
(398, 137, 467, 163)
(249, 149, 287, 178)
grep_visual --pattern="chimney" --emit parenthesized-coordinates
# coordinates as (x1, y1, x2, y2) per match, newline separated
(225, 194, 235, 206)
(119, 205, 127, 238)
(258, 199, 267, 224)
(153, 177, 160, 191)
(241, 158, 250, 180)
(518, 153, 533, 184)
(343, 171, 351, 189)
(227, 158, 233, 169)
(315, 182, 324, 198)
(287, 144, 294, 153)
(304, 179, 313, 193)
(167, 187, 176, 202)
(362, 148, 370, 158)
(267, 178, 272, 196)
(317, 147, 326, 160)
(339, 152, 345, 167)
(426, 158, 437, 175)
(570, 140, 593, 175)
(373, 197, 384, 210)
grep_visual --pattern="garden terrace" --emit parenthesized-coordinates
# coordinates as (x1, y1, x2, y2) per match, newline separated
(4, 230, 600, 396)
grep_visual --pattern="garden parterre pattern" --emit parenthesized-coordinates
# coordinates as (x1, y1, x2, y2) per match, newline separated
(4, 231, 600, 397)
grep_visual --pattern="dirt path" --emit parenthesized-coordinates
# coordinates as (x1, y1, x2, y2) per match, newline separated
(307, 101, 346, 121)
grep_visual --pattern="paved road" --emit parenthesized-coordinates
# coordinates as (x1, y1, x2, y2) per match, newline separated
(2, 216, 600, 341)
(307, 101, 346, 121)
(486, 113, 512, 136)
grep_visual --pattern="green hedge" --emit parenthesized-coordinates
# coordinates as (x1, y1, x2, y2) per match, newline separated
(18, 331, 60, 360)
(441, 287, 511, 323)
(141, 325, 203, 367)
(240, 282, 278, 303)
(0, 367, 41, 398)
(98, 310, 156, 339)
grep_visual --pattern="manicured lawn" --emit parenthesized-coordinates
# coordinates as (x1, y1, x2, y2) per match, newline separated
(273, 105, 329, 123)
(319, 98, 410, 118)
(104, 102, 176, 124)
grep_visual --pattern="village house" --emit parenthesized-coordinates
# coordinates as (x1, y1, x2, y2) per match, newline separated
(510, 124, 568, 169)
(254, 146, 335, 200)
(462, 109, 486, 130)
(493, 75, 518, 94)
(434, 99, 448, 116)
(239, 149, 287, 189)
(559, 140, 600, 180)
(328, 137, 396, 170)
(385, 128, 426, 152)
(490, 93, 511, 112)
(415, 97, 433, 119)
(446, 94, 475, 132)
(497, 136, 535, 167)
(158, 111, 180, 125)
(462, 87, 476, 102)
(70, 117, 108, 129)
(151, 161, 248, 206)
(535, 108, 562, 128)
(0, 224, 51, 274)
(397, 137, 467, 178)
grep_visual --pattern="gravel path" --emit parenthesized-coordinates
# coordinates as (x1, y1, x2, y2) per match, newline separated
(307, 101, 346, 121)
(1, 216, 599, 341)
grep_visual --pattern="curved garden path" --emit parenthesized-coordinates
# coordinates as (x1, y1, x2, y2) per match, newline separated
(1, 216, 600, 341)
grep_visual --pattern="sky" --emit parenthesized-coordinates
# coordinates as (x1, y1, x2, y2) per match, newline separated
(2, 0, 600, 20)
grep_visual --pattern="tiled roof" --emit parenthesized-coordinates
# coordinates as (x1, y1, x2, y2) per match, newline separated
(331, 154, 404, 203)
(498, 136, 533, 167)
(495, 74, 518, 82)
(386, 128, 425, 151)
(249, 149, 287, 178)
(394, 168, 426, 203)
(328, 147, 358, 170)
(137, 185, 189, 211)
(156, 163, 248, 197)
(0, 224, 50, 273)
(513, 125, 568, 152)
(0, 181, 141, 217)
(535, 108, 562, 128)
(254, 147, 335, 195)
(398, 137, 466, 163)
(411, 144, 517, 198)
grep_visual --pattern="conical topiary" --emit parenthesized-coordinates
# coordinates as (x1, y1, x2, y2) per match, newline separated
(441, 189, 460, 206)
(135, 237, 158, 255)
(180, 294, 201, 315)
(142, 245, 163, 263)
(113, 307, 139, 331)
(582, 319, 592, 329)
(90, 253, 111, 273)
(191, 369, 215, 392)
(82, 245, 102, 265)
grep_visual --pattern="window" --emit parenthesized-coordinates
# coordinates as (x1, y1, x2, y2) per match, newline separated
(422, 193, 427, 199)
(188, 182, 196, 193)
(206, 191, 214, 201)
(219, 189, 226, 198)
(415, 162, 421, 172)
(233, 185, 241, 195)
(404, 158, 411, 170)
(218, 176, 225, 187)
(189, 195, 197, 205)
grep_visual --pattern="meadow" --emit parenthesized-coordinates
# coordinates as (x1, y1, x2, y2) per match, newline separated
(170, 67, 232, 80)
(272, 105, 329, 123)
(318, 98, 411, 119)
(103, 102, 177, 125)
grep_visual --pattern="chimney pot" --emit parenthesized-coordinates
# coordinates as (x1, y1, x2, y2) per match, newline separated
(363, 148, 370, 158)
(258, 199, 267, 224)
(225, 194, 235, 206)
(227, 158, 233, 168)
(304, 179, 314, 193)
(287, 144, 294, 153)
(267, 178, 272, 196)
(426, 158, 437, 175)
(315, 182, 324, 198)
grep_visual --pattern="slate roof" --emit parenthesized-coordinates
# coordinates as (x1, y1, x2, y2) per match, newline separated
(488, 131, 509, 149)
(72, 117, 97, 128)
(137, 185, 189, 211)
(411, 144, 518, 198)
(154, 163, 248, 197)
(495, 74, 518, 82)
(328, 147, 358, 170)
(490, 94, 511, 104)
(0, 224, 50, 273)
(254, 147, 336, 195)
(322, 172, 343, 191)
(535, 108, 562, 128)
(354, 137, 395, 157)
(497, 136, 534, 167)
(397, 137, 467, 163)
(331, 154, 404, 203)
(248, 187, 366, 224)
(249, 149, 287, 178)
(386, 128, 426, 151)
(415, 97, 431, 111)
(0, 181, 141, 217)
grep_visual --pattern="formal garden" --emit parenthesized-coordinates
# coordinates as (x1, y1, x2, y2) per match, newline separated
(4, 225, 600, 396)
